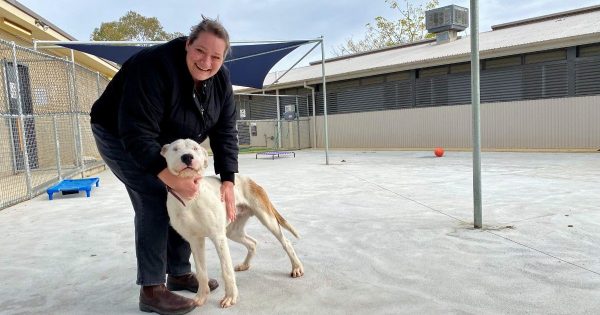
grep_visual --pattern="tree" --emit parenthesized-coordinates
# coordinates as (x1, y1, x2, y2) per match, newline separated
(91, 11, 184, 41)
(333, 0, 439, 56)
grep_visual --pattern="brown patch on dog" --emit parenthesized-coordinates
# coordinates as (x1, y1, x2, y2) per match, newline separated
(248, 179, 299, 238)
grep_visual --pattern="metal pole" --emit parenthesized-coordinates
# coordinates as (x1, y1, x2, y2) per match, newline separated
(306, 98, 311, 148)
(53, 115, 63, 180)
(296, 96, 301, 149)
(311, 90, 316, 148)
(236, 92, 301, 97)
(35, 39, 322, 46)
(96, 71, 101, 97)
(263, 42, 321, 90)
(276, 89, 282, 149)
(2, 62, 18, 173)
(11, 42, 33, 197)
(69, 49, 85, 174)
(470, 0, 483, 228)
(302, 82, 317, 148)
(320, 37, 329, 165)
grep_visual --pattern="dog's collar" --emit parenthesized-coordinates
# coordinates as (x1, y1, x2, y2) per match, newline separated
(166, 186, 186, 207)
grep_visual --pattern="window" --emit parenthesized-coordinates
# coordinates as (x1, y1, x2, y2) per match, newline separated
(386, 71, 410, 81)
(485, 56, 521, 69)
(450, 63, 470, 73)
(419, 66, 448, 78)
(360, 75, 385, 86)
(578, 44, 600, 58)
(524, 49, 566, 64)
(326, 79, 359, 92)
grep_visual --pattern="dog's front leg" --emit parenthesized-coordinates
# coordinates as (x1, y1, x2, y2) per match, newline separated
(211, 235, 238, 308)
(190, 238, 210, 306)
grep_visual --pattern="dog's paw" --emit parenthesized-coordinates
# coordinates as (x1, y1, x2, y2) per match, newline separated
(234, 263, 250, 272)
(194, 293, 208, 306)
(220, 295, 237, 308)
(291, 265, 304, 278)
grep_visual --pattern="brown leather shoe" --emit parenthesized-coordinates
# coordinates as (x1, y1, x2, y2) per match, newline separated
(166, 273, 219, 293)
(139, 284, 196, 315)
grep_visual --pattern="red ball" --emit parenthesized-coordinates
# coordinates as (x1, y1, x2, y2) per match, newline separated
(434, 147, 444, 157)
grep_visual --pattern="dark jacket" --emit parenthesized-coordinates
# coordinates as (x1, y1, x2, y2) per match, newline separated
(90, 37, 238, 182)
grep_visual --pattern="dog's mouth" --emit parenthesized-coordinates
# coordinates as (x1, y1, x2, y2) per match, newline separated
(178, 165, 198, 172)
(175, 166, 201, 178)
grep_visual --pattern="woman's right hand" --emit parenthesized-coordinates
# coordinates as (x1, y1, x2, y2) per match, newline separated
(158, 168, 202, 200)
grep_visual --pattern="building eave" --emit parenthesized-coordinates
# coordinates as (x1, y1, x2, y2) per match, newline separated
(0, 0, 118, 78)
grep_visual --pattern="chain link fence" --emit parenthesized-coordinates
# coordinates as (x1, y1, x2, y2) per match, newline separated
(0, 39, 109, 210)
(234, 93, 312, 150)
(0, 41, 324, 209)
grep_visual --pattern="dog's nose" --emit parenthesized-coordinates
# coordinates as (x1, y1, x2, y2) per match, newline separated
(181, 154, 194, 166)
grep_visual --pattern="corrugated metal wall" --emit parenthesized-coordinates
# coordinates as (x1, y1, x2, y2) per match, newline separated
(311, 95, 600, 150)
(240, 46, 600, 151)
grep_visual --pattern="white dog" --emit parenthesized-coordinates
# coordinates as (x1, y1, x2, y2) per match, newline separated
(160, 139, 304, 308)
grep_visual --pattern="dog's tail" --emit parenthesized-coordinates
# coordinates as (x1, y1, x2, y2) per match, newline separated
(249, 179, 300, 239)
(271, 207, 300, 239)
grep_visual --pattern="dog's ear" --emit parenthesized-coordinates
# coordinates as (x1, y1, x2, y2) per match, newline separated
(160, 144, 169, 157)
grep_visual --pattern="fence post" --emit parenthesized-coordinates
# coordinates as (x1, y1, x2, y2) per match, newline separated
(305, 97, 312, 148)
(11, 42, 33, 197)
(69, 49, 84, 175)
(53, 115, 62, 180)
(96, 71, 101, 97)
(276, 90, 282, 149)
(295, 95, 300, 150)
(312, 93, 316, 148)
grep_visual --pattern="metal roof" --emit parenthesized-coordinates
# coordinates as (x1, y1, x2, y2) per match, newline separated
(1, 0, 119, 78)
(256, 5, 600, 90)
(5, 0, 77, 40)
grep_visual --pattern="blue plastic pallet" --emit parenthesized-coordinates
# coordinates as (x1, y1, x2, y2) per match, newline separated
(47, 177, 100, 200)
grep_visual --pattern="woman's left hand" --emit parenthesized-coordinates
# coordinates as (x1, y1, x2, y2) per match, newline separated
(221, 181, 236, 222)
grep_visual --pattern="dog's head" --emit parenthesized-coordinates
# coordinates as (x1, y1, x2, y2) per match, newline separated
(160, 139, 208, 178)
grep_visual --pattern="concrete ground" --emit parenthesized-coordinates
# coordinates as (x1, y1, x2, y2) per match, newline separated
(1, 149, 599, 315)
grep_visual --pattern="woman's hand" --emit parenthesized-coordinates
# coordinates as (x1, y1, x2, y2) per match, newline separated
(158, 168, 202, 200)
(221, 181, 236, 222)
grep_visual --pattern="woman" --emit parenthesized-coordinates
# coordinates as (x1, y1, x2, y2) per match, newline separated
(91, 17, 237, 315)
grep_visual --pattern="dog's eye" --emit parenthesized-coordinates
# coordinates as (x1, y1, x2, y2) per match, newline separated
(173, 147, 178, 152)
(193, 147, 199, 151)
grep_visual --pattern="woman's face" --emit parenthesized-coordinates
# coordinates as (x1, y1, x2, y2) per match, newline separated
(185, 31, 226, 82)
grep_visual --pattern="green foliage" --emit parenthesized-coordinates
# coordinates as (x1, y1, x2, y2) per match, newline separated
(333, 0, 439, 56)
(90, 11, 184, 41)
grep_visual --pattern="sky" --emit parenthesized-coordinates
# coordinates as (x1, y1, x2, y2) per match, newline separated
(16, 0, 600, 71)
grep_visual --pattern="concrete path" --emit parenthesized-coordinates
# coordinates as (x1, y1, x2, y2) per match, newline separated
(1, 150, 599, 314)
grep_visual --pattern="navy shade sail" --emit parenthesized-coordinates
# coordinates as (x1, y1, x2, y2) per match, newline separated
(58, 40, 309, 89)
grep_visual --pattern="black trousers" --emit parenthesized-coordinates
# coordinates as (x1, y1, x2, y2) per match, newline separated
(92, 123, 191, 285)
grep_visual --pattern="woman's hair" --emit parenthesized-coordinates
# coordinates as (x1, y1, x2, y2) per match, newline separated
(188, 16, 231, 57)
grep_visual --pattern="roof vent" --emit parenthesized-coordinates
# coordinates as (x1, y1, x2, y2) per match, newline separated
(426, 5, 469, 44)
